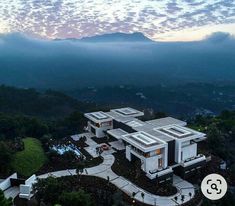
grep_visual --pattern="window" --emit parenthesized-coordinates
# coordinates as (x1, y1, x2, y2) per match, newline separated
(156, 149, 161, 155)
(158, 158, 163, 168)
(144, 153, 150, 158)
(101, 121, 112, 127)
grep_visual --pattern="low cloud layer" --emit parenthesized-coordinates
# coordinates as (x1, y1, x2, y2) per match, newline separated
(0, 32, 235, 89)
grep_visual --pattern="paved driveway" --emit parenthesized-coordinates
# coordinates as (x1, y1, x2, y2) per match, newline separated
(37, 153, 195, 206)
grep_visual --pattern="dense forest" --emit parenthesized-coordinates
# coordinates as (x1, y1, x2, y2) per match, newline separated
(68, 83, 235, 117)
(0, 85, 91, 177)
(0, 85, 234, 206)
(191, 111, 235, 174)
(0, 85, 91, 119)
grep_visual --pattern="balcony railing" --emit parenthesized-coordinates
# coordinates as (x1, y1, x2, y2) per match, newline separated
(181, 154, 206, 167)
(149, 167, 173, 177)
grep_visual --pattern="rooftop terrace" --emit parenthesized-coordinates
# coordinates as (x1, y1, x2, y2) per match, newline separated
(84, 111, 113, 123)
(111, 107, 144, 117)
(155, 125, 205, 140)
(146, 117, 187, 127)
(122, 131, 166, 152)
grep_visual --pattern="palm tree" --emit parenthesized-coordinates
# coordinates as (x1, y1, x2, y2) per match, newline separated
(141, 192, 145, 203)
(181, 195, 185, 203)
(76, 162, 85, 181)
(131, 192, 136, 205)
(189, 192, 192, 199)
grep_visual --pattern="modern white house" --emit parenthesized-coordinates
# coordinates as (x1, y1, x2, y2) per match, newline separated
(84, 107, 207, 182)
(84, 111, 113, 138)
(122, 131, 172, 180)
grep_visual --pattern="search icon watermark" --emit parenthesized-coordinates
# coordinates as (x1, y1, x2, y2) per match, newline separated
(211, 183, 218, 191)
(201, 174, 227, 200)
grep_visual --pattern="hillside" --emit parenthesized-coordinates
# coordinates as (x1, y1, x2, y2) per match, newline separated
(11, 137, 47, 177)
(0, 85, 90, 119)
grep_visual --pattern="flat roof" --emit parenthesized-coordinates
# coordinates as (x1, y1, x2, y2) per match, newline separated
(154, 125, 205, 140)
(105, 111, 136, 123)
(111, 107, 144, 117)
(124, 118, 175, 142)
(107, 128, 128, 139)
(126, 119, 145, 128)
(122, 131, 166, 152)
(85, 108, 205, 143)
(84, 111, 112, 123)
(146, 117, 187, 127)
(118, 116, 204, 142)
(145, 129, 174, 142)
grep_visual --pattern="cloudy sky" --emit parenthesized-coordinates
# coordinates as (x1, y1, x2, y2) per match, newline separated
(0, 0, 235, 41)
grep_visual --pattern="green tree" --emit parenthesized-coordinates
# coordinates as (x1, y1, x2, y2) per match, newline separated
(0, 114, 19, 139)
(76, 161, 85, 181)
(207, 124, 226, 157)
(33, 177, 65, 205)
(112, 191, 126, 206)
(0, 142, 12, 174)
(59, 190, 94, 206)
(24, 117, 49, 138)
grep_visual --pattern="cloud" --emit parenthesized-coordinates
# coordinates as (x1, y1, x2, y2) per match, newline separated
(204, 31, 234, 42)
(0, 0, 235, 41)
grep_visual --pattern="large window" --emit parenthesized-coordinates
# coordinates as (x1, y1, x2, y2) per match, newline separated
(158, 158, 163, 168)
(101, 121, 112, 127)
(155, 149, 161, 155)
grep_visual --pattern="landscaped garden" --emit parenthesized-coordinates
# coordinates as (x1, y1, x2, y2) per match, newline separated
(9, 135, 101, 177)
(11, 137, 47, 177)
(14, 175, 152, 206)
(37, 137, 103, 174)
(111, 151, 177, 196)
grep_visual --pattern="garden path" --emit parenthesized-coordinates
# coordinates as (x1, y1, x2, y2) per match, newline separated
(37, 153, 195, 206)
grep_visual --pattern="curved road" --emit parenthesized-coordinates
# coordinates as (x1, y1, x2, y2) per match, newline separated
(37, 154, 195, 206)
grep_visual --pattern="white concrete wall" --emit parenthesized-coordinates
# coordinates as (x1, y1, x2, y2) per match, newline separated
(181, 143, 197, 161)
(25, 175, 37, 186)
(87, 122, 91, 133)
(88, 122, 113, 138)
(175, 140, 181, 163)
(95, 127, 106, 138)
(145, 156, 159, 173)
(126, 146, 131, 161)
(163, 146, 168, 168)
(126, 145, 169, 174)
(19, 174, 37, 200)
(19, 185, 31, 198)
(0, 173, 17, 191)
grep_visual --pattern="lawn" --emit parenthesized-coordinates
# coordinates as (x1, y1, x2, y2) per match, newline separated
(11, 137, 47, 177)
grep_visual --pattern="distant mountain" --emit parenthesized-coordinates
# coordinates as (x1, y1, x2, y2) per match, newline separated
(56, 32, 154, 43)
(0, 32, 235, 90)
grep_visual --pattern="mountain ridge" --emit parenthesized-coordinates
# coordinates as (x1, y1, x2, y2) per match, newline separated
(55, 32, 154, 43)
